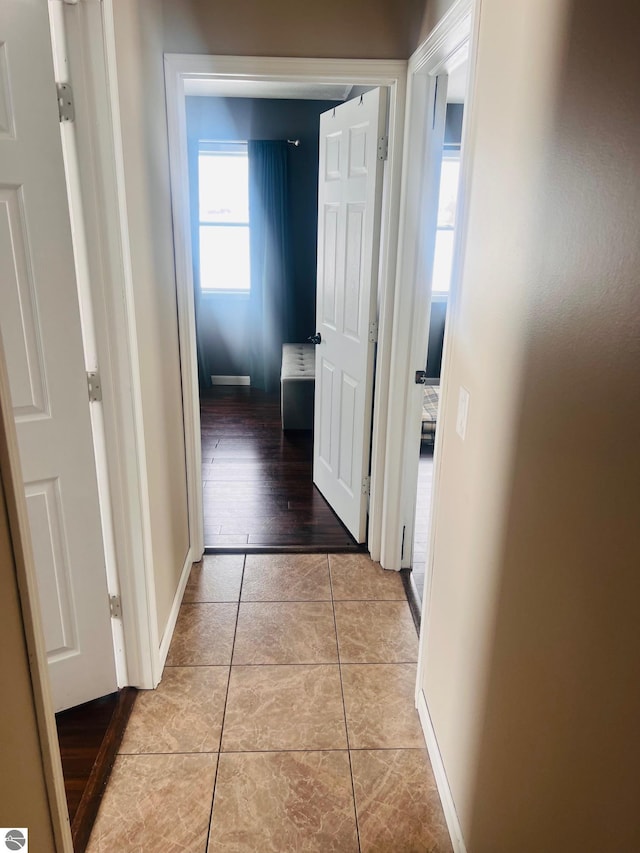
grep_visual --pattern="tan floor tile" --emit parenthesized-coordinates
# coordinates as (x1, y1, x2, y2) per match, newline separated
(165, 603, 237, 666)
(183, 554, 244, 602)
(222, 665, 347, 751)
(342, 664, 425, 748)
(232, 602, 338, 665)
(208, 751, 359, 852)
(329, 553, 406, 600)
(351, 749, 453, 852)
(334, 601, 418, 663)
(86, 753, 217, 853)
(241, 553, 331, 600)
(119, 666, 229, 754)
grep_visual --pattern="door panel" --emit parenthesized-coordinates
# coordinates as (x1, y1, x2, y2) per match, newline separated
(0, 0, 117, 710)
(313, 89, 387, 542)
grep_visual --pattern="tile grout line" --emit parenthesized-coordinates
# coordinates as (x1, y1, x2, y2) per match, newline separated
(203, 553, 246, 853)
(328, 554, 363, 853)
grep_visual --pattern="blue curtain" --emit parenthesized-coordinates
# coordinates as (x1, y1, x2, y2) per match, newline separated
(188, 136, 212, 389)
(248, 141, 292, 393)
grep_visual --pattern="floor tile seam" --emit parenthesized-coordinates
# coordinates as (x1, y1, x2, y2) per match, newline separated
(164, 663, 234, 668)
(228, 662, 342, 669)
(227, 597, 408, 603)
(205, 555, 245, 853)
(214, 746, 428, 755)
(218, 747, 351, 755)
(328, 560, 362, 853)
(116, 750, 222, 757)
(164, 660, 419, 669)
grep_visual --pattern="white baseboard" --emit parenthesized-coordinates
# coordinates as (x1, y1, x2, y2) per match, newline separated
(211, 375, 250, 385)
(417, 689, 468, 853)
(158, 549, 194, 671)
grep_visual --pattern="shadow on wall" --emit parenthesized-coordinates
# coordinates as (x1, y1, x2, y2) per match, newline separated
(161, 0, 428, 60)
(463, 2, 640, 850)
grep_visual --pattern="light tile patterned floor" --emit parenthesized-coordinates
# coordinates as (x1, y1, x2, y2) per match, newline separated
(87, 553, 452, 852)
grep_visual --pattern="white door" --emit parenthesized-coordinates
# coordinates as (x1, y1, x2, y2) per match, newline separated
(0, 0, 117, 711)
(313, 89, 387, 542)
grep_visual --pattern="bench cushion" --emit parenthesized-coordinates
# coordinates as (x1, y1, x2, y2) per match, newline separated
(281, 344, 315, 429)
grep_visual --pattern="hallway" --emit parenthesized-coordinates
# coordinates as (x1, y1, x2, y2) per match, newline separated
(86, 553, 452, 851)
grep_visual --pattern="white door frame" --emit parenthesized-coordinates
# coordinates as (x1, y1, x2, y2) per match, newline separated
(379, 0, 475, 574)
(164, 54, 407, 563)
(51, 0, 162, 689)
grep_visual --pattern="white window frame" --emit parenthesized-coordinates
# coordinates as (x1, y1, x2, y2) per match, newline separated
(197, 141, 251, 295)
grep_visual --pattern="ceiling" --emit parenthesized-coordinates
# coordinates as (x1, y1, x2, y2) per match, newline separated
(183, 78, 354, 101)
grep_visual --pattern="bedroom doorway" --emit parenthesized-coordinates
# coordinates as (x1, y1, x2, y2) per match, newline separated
(187, 92, 357, 549)
(165, 60, 406, 555)
(410, 59, 469, 606)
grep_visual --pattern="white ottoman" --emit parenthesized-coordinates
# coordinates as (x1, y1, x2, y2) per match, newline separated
(281, 344, 315, 430)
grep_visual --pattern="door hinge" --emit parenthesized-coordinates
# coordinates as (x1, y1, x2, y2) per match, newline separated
(361, 476, 371, 496)
(57, 83, 75, 123)
(368, 321, 378, 343)
(87, 370, 102, 402)
(377, 136, 388, 161)
(109, 594, 122, 619)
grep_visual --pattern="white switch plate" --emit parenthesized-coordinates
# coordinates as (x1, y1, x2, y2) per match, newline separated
(456, 386, 470, 440)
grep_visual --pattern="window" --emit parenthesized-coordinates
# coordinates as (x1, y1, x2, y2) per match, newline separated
(198, 142, 250, 292)
(431, 152, 461, 294)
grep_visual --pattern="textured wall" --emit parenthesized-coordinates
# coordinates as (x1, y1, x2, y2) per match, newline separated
(163, 0, 426, 59)
(420, 0, 640, 849)
(112, 0, 190, 638)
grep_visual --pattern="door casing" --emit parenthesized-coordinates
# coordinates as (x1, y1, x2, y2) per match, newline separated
(164, 54, 407, 565)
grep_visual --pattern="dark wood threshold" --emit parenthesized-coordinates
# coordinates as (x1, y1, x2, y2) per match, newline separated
(71, 687, 137, 853)
(204, 543, 367, 555)
(400, 569, 422, 633)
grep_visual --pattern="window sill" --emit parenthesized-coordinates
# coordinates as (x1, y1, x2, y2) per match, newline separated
(431, 291, 449, 304)
(200, 289, 250, 300)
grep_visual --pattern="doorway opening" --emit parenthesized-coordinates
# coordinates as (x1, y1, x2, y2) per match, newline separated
(165, 57, 407, 560)
(409, 59, 470, 608)
(187, 90, 358, 549)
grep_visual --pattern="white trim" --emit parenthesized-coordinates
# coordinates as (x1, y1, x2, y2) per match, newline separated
(417, 688, 468, 853)
(60, 0, 161, 688)
(211, 375, 251, 386)
(0, 336, 74, 852)
(164, 54, 407, 566)
(49, 0, 125, 686)
(158, 548, 194, 670)
(380, 0, 474, 573)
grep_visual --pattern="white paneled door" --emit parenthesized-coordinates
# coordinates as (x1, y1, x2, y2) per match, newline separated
(313, 89, 387, 542)
(0, 1, 117, 710)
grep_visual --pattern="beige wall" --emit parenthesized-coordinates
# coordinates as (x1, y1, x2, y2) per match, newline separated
(112, 0, 190, 637)
(0, 460, 57, 850)
(163, 0, 425, 59)
(420, 0, 640, 850)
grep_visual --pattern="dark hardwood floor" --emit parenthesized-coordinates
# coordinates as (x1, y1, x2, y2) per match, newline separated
(200, 385, 359, 549)
(56, 688, 136, 852)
